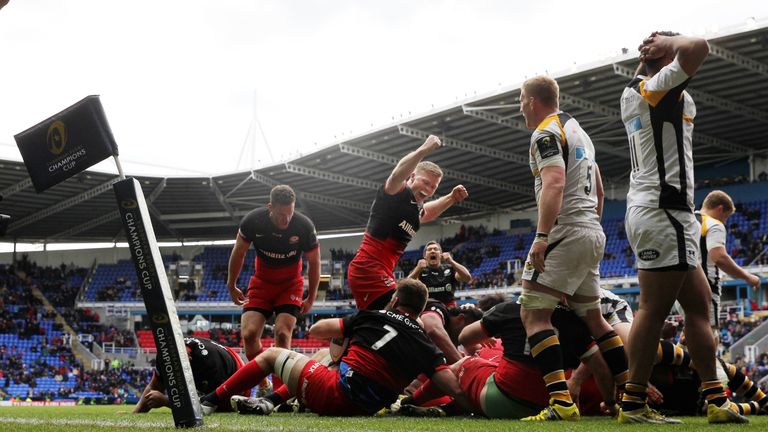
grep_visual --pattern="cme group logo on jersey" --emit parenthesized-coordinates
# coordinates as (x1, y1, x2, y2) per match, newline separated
(45, 119, 88, 175)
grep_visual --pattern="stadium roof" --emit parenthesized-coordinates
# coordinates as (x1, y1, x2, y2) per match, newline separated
(2, 22, 767, 243)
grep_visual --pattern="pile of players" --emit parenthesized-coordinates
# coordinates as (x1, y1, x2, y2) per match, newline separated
(136, 31, 765, 424)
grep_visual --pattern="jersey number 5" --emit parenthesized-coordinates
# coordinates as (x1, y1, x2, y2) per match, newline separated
(371, 325, 399, 350)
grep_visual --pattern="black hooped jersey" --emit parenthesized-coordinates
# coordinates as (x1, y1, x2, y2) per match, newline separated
(238, 208, 318, 269)
(156, 337, 241, 396)
(621, 57, 695, 211)
(481, 301, 594, 369)
(419, 264, 457, 304)
(341, 308, 447, 381)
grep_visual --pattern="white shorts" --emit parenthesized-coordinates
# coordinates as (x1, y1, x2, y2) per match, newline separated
(625, 206, 699, 270)
(522, 224, 605, 297)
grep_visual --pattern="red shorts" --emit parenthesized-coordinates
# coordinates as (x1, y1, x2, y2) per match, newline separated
(456, 356, 497, 414)
(494, 359, 548, 406)
(296, 360, 365, 416)
(347, 259, 396, 310)
(244, 275, 303, 312)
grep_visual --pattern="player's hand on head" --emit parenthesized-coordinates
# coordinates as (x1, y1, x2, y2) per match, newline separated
(450, 185, 468, 202)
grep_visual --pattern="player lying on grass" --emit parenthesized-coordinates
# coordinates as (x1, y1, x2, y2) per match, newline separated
(199, 278, 471, 416)
(133, 337, 246, 413)
(399, 300, 619, 419)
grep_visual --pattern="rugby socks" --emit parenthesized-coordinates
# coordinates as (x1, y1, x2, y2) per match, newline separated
(735, 402, 760, 415)
(596, 331, 629, 391)
(215, 359, 267, 401)
(721, 360, 768, 408)
(272, 375, 285, 390)
(265, 385, 290, 406)
(654, 340, 692, 368)
(411, 379, 444, 406)
(621, 382, 647, 412)
(528, 329, 573, 407)
(701, 380, 728, 408)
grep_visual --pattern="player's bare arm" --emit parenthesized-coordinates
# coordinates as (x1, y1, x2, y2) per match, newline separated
(710, 246, 761, 289)
(301, 247, 322, 314)
(226, 234, 250, 306)
(640, 33, 709, 76)
(309, 318, 343, 340)
(529, 165, 565, 273)
(384, 135, 442, 195)
(408, 259, 427, 280)
(421, 184, 468, 223)
(443, 252, 472, 283)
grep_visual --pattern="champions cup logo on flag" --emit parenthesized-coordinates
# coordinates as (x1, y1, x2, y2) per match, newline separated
(14, 95, 119, 193)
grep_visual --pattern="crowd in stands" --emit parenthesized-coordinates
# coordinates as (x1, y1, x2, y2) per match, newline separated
(1, 260, 149, 401)
(695, 172, 768, 189)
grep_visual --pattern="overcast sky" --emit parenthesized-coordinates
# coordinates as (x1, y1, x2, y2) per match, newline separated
(0, 1, 764, 177)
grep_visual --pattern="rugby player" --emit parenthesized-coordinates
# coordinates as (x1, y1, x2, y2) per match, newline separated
(618, 31, 745, 423)
(348, 135, 468, 310)
(518, 75, 628, 421)
(408, 240, 472, 307)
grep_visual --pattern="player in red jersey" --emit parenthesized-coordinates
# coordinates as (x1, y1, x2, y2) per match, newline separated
(199, 278, 470, 416)
(226, 185, 320, 393)
(348, 135, 468, 310)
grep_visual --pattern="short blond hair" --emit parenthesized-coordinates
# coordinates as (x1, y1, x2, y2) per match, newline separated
(415, 161, 443, 178)
(702, 190, 734, 213)
(522, 76, 559, 109)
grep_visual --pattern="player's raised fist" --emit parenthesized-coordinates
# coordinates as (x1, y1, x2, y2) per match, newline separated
(422, 135, 442, 151)
(450, 185, 468, 202)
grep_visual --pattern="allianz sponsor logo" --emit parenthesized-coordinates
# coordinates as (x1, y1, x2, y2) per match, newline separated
(398, 220, 416, 236)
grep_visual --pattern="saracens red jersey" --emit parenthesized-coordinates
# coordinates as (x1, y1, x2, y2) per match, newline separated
(354, 186, 422, 272)
(238, 208, 318, 281)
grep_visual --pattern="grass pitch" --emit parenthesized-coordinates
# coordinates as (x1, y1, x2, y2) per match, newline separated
(0, 405, 763, 432)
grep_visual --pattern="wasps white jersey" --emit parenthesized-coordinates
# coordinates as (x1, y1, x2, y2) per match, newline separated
(529, 112, 600, 227)
(697, 212, 727, 291)
(620, 58, 696, 211)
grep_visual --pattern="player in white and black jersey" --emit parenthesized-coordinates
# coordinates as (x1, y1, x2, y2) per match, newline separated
(618, 31, 745, 424)
(517, 75, 628, 421)
(697, 191, 761, 330)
